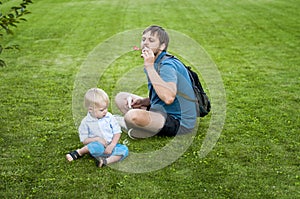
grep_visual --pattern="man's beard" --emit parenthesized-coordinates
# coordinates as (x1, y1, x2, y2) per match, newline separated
(141, 46, 161, 56)
(152, 48, 160, 56)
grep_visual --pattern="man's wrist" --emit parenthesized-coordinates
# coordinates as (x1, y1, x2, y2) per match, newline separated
(144, 63, 154, 70)
(142, 98, 150, 106)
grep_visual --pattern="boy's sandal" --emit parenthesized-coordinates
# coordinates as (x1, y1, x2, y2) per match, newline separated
(95, 158, 107, 168)
(67, 150, 82, 161)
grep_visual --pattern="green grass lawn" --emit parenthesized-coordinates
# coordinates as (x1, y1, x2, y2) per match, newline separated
(0, 0, 299, 198)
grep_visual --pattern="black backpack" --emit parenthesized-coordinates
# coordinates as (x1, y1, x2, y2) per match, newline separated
(158, 54, 211, 117)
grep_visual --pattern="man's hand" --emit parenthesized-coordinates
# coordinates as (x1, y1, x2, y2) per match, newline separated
(131, 97, 150, 109)
(141, 47, 155, 68)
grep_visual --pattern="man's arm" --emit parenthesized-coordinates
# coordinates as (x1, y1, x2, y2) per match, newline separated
(142, 50, 176, 104)
(145, 66, 177, 104)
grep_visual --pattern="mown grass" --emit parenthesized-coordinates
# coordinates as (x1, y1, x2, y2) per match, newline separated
(0, 0, 299, 198)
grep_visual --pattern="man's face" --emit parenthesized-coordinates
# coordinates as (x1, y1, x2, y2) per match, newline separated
(141, 31, 164, 56)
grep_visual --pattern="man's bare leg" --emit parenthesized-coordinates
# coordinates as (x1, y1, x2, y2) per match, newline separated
(115, 92, 143, 114)
(124, 109, 165, 138)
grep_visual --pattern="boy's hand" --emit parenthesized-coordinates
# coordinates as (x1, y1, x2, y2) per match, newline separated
(97, 137, 107, 147)
(104, 144, 115, 155)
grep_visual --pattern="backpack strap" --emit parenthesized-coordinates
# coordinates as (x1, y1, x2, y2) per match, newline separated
(157, 53, 198, 102)
(157, 53, 173, 74)
(149, 54, 172, 100)
(178, 90, 198, 102)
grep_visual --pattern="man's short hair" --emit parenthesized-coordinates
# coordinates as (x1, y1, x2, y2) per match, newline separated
(143, 25, 169, 51)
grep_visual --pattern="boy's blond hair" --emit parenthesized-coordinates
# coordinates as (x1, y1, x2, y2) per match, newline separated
(84, 88, 109, 109)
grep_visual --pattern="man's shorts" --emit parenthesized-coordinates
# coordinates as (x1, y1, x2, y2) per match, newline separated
(156, 113, 180, 137)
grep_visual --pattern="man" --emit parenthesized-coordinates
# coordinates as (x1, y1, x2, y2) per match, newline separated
(115, 25, 197, 138)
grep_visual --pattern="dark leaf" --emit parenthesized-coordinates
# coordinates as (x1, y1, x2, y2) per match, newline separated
(0, 24, 8, 29)
(8, 14, 15, 18)
(0, 59, 6, 67)
(6, 29, 14, 35)
(5, 45, 20, 50)
(11, 6, 22, 10)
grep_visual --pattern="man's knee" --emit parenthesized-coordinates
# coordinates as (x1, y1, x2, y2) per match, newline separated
(124, 109, 146, 126)
(124, 109, 137, 123)
(115, 92, 127, 103)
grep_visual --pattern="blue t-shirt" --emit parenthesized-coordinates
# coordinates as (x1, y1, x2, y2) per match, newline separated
(146, 51, 197, 129)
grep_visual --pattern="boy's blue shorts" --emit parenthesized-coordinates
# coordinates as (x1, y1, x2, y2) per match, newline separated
(87, 141, 128, 161)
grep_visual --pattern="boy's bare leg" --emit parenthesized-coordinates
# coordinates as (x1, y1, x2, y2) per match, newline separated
(77, 146, 89, 156)
(106, 155, 122, 164)
(97, 155, 122, 167)
(66, 146, 89, 162)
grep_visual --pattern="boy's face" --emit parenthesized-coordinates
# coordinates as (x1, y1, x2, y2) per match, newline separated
(141, 31, 165, 56)
(89, 103, 108, 119)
